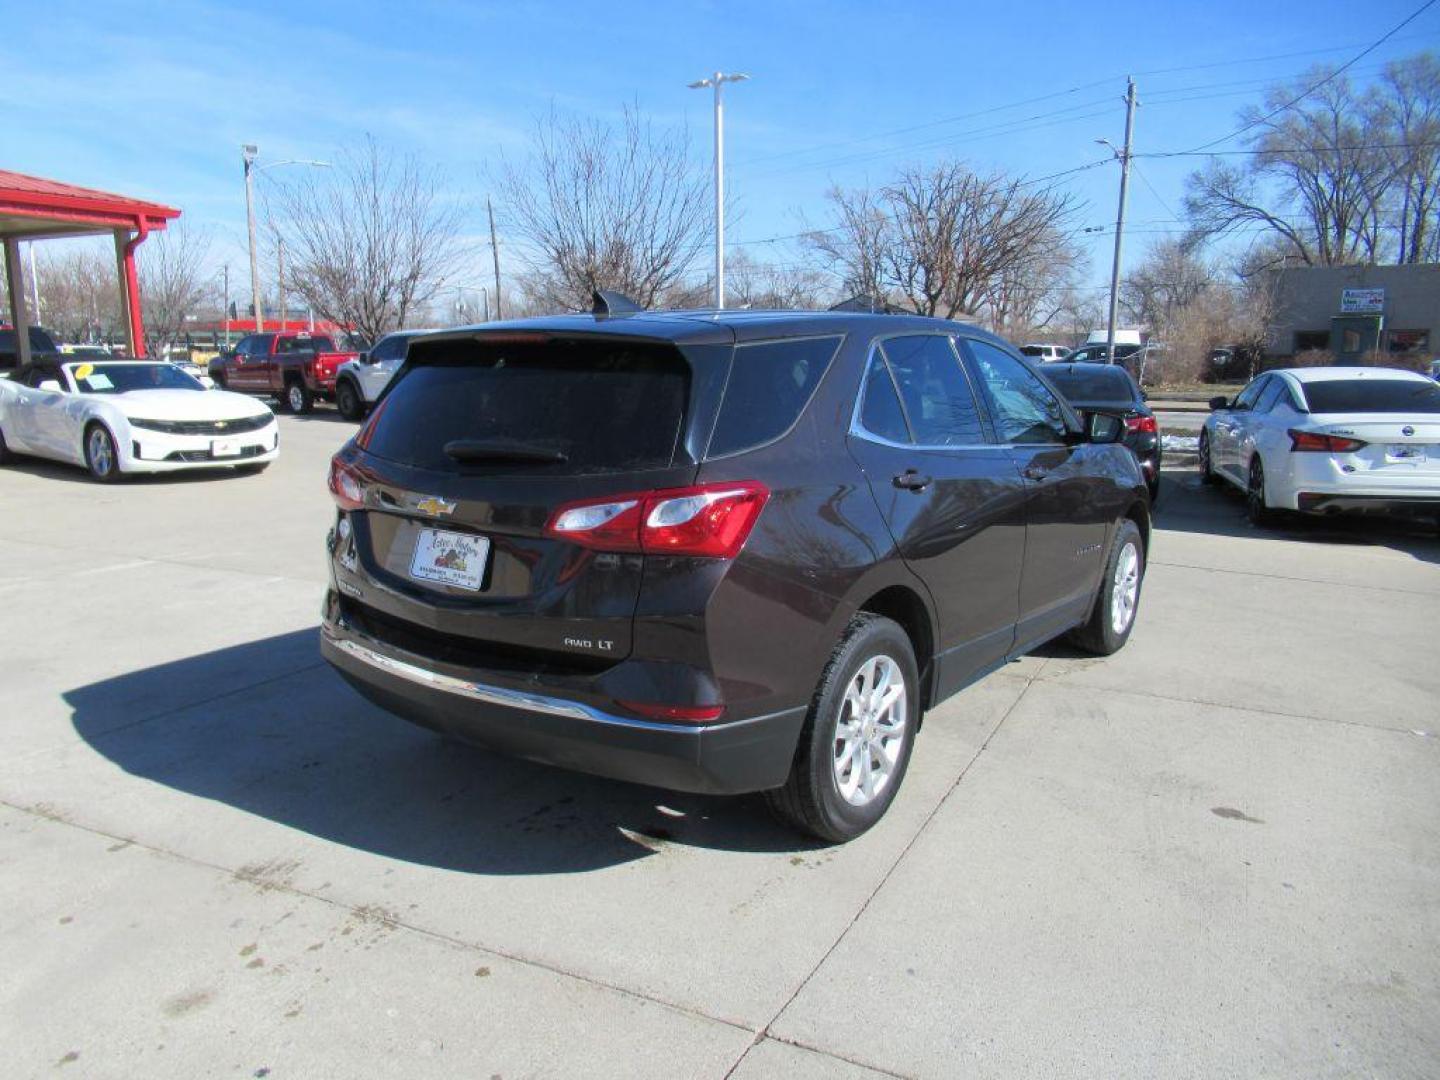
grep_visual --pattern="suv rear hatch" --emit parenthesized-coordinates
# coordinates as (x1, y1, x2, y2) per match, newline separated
(329, 328, 730, 669)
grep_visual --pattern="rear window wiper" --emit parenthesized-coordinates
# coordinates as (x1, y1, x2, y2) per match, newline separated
(442, 438, 569, 464)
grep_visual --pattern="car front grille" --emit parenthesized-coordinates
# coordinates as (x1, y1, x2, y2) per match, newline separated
(131, 413, 274, 436)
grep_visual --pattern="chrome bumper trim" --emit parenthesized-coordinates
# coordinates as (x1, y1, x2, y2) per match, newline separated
(323, 629, 701, 733)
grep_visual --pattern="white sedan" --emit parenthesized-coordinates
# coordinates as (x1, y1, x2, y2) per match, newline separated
(0, 358, 279, 482)
(1200, 366, 1440, 526)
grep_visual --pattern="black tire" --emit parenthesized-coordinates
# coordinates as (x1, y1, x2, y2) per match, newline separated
(283, 378, 314, 415)
(1197, 430, 1218, 485)
(83, 422, 121, 483)
(1070, 518, 1144, 656)
(1147, 472, 1160, 504)
(335, 378, 365, 422)
(1246, 455, 1279, 527)
(0, 424, 12, 464)
(764, 614, 919, 843)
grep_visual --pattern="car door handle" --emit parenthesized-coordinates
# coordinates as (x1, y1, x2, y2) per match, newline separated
(892, 470, 932, 492)
(1023, 464, 1050, 480)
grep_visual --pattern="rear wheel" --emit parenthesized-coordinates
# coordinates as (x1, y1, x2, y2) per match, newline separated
(764, 614, 918, 843)
(1246, 456, 1279, 527)
(283, 378, 314, 415)
(335, 378, 365, 422)
(84, 423, 121, 483)
(1198, 430, 1218, 484)
(1070, 519, 1144, 656)
(0, 424, 12, 464)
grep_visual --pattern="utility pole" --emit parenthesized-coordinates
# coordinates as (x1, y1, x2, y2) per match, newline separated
(222, 263, 230, 342)
(242, 144, 263, 333)
(1102, 78, 1138, 366)
(487, 197, 502, 321)
(278, 238, 287, 328)
(688, 71, 750, 309)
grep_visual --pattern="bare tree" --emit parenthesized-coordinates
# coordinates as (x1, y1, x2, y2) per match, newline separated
(724, 250, 832, 310)
(268, 136, 468, 342)
(1379, 53, 1440, 263)
(1120, 239, 1217, 330)
(1182, 59, 1440, 265)
(808, 163, 1080, 320)
(983, 221, 1088, 337)
(33, 245, 123, 342)
(499, 106, 710, 311)
(139, 223, 213, 355)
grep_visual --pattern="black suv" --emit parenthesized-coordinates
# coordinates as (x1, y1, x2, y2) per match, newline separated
(321, 303, 1150, 841)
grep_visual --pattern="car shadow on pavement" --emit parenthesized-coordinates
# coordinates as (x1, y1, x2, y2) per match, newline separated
(1154, 469, 1440, 566)
(3, 455, 266, 485)
(64, 629, 821, 874)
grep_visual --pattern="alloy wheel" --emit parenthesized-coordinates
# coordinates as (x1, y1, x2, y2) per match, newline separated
(833, 655, 907, 807)
(87, 427, 114, 477)
(1110, 542, 1140, 635)
(288, 384, 305, 412)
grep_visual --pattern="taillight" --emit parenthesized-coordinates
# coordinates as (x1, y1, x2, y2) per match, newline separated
(328, 456, 365, 510)
(545, 481, 770, 559)
(1124, 415, 1158, 434)
(1288, 429, 1367, 453)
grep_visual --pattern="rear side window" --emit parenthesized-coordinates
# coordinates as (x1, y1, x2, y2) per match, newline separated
(858, 350, 911, 443)
(362, 337, 689, 474)
(878, 335, 987, 446)
(1301, 378, 1440, 414)
(707, 335, 842, 457)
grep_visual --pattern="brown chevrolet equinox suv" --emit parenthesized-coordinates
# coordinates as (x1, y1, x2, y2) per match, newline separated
(321, 298, 1150, 841)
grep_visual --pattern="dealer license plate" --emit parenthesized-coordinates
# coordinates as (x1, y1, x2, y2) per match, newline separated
(409, 528, 489, 591)
(1386, 443, 1426, 462)
(211, 438, 243, 458)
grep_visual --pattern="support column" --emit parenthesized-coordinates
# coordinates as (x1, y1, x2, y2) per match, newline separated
(113, 229, 136, 357)
(3, 237, 33, 368)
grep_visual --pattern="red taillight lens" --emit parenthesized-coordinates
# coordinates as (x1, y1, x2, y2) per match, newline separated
(1288, 429, 1367, 453)
(617, 700, 726, 724)
(328, 456, 365, 510)
(1124, 415, 1158, 434)
(545, 481, 770, 559)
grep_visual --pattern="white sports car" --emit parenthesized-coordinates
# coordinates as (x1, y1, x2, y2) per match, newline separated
(1200, 366, 1440, 526)
(0, 357, 279, 482)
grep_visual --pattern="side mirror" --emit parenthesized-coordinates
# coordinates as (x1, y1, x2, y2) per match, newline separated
(360, 351, 375, 365)
(39, 379, 63, 393)
(1208, 395, 1229, 411)
(1087, 412, 1125, 444)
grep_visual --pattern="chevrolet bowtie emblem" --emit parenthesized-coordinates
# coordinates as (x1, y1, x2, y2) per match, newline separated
(415, 496, 456, 516)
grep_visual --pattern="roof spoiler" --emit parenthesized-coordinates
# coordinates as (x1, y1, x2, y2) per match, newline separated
(592, 290, 644, 319)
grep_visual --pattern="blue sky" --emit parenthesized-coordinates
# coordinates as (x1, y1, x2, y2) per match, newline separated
(3, 0, 1438, 297)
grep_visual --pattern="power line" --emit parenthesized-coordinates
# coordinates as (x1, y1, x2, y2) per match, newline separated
(1175, 0, 1439, 153)
(1139, 139, 1440, 159)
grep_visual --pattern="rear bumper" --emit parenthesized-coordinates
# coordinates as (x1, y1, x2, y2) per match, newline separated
(319, 613, 806, 795)
(1296, 492, 1440, 516)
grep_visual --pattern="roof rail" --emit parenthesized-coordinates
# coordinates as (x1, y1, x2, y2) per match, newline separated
(592, 290, 644, 319)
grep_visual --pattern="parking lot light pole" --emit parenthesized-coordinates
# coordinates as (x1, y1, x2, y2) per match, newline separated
(688, 71, 749, 310)
(241, 145, 330, 333)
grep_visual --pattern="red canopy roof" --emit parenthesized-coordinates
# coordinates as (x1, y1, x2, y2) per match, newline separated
(0, 169, 180, 236)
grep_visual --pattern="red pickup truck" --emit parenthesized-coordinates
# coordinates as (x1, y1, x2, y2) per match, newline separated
(208, 332, 359, 414)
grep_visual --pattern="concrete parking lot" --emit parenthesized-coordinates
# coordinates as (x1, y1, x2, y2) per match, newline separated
(2, 411, 1438, 1079)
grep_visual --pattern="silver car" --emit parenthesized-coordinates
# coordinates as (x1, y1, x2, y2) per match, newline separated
(333, 330, 438, 421)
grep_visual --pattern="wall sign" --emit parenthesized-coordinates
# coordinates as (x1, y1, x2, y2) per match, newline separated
(1340, 288, 1384, 313)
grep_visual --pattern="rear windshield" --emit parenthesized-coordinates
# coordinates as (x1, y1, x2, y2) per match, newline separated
(707, 336, 842, 457)
(362, 337, 689, 474)
(1042, 365, 1137, 403)
(1301, 378, 1440, 414)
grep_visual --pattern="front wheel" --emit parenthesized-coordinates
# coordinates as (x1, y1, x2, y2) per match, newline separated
(1070, 519, 1144, 656)
(764, 614, 918, 843)
(84, 423, 121, 483)
(335, 379, 365, 422)
(283, 379, 314, 415)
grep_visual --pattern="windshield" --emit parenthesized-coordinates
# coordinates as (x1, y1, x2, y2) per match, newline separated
(1301, 377, 1440, 414)
(66, 362, 204, 394)
(1043, 365, 1138, 403)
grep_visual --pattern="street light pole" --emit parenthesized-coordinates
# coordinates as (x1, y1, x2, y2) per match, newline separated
(241, 145, 330, 336)
(688, 71, 749, 310)
(1101, 78, 1138, 366)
